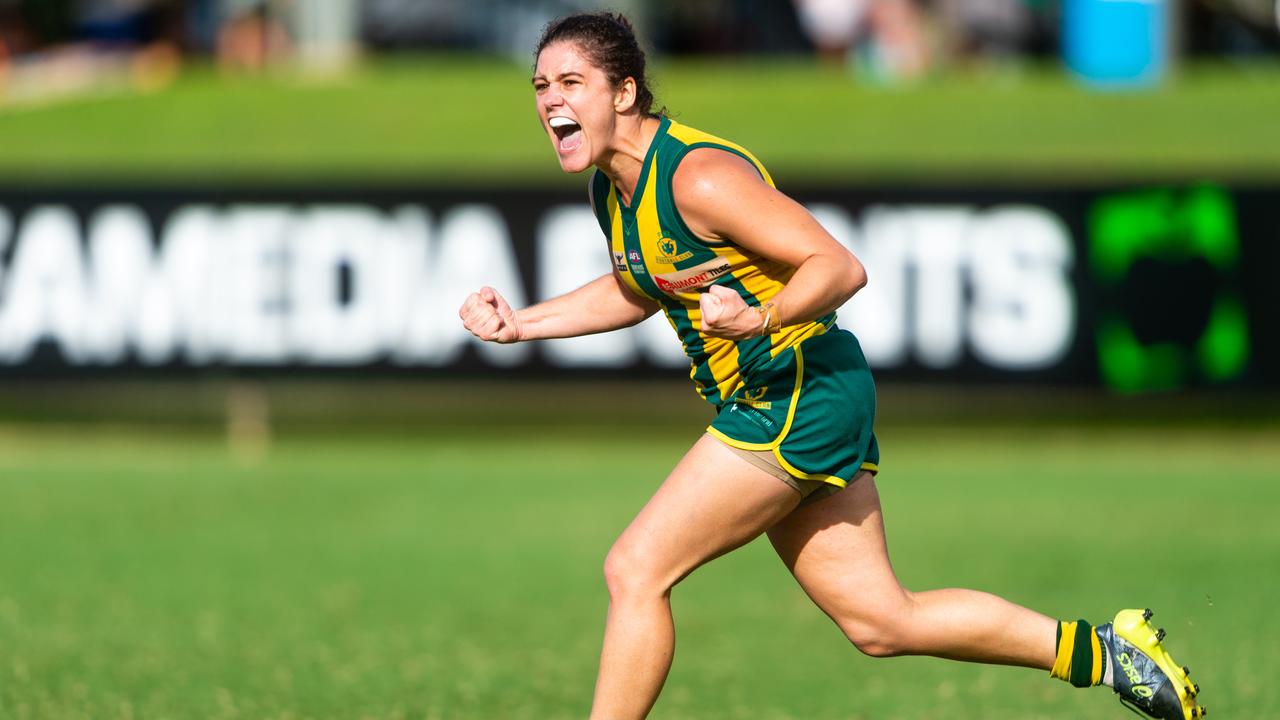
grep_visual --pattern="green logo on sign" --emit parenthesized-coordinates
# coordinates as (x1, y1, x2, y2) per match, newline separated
(1089, 186, 1248, 393)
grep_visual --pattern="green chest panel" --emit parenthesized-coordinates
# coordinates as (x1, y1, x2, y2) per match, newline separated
(592, 118, 730, 307)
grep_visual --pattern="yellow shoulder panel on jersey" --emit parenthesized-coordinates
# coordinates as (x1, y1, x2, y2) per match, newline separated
(666, 121, 775, 187)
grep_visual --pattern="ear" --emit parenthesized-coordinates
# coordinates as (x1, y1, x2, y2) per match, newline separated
(614, 77, 637, 113)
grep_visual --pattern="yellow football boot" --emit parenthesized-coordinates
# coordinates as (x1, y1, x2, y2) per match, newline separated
(1096, 608, 1205, 719)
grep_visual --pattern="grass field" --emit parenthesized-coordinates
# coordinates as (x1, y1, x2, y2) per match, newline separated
(0, 58, 1278, 184)
(2, 37, 1277, 720)
(1, 405, 1276, 719)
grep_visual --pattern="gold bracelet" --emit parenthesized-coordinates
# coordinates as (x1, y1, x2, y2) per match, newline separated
(757, 301, 781, 336)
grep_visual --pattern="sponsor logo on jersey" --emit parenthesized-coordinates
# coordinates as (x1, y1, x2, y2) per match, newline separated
(653, 257, 733, 295)
(736, 386, 772, 410)
(612, 251, 627, 272)
(628, 249, 643, 263)
(655, 236, 694, 264)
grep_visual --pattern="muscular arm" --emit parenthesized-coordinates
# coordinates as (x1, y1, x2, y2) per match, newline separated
(460, 271, 658, 344)
(461, 175, 660, 343)
(673, 149, 866, 338)
(516, 271, 658, 341)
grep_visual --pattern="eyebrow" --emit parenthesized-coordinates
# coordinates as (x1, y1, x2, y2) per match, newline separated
(531, 71, 585, 84)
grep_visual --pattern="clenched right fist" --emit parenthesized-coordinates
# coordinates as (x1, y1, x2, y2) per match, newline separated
(459, 286, 523, 344)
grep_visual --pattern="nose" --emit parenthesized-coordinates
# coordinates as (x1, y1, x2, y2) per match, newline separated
(542, 87, 564, 111)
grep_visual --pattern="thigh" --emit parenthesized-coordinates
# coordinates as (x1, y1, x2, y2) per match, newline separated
(766, 472, 908, 618)
(611, 434, 803, 588)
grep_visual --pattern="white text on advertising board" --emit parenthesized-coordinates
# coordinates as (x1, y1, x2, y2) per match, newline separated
(0, 202, 1073, 371)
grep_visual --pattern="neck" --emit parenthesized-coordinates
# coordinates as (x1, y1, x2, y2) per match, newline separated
(598, 114, 661, 205)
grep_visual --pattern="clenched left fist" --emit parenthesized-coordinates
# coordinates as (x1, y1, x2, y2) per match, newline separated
(698, 284, 761, 340)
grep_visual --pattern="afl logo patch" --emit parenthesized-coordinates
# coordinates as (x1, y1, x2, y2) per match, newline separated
(628, 249, 643, 264)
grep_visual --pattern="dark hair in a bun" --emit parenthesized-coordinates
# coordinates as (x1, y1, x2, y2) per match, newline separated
(535, 12, 664, 117)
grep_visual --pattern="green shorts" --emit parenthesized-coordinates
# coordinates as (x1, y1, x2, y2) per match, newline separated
(706, 328, 879, 490)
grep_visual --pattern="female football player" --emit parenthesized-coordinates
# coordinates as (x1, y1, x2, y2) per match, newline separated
(459, 12, 1202, 720)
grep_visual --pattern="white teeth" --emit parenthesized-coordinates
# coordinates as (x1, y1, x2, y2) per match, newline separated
(549, 117, 578, 129)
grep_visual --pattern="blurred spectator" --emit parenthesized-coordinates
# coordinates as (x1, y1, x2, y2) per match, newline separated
(291, 0, 359, 71)
(2, 0, 1277, 106)
(215, 0, 290, 73)
(73, 0, 179, 46)
(0, 0, 179, 107)
(793, 0, 870, 61)
(935, 0, 1046, 60)
(0, 1, 35, 59)
(210, 0, 360, 73)
(792, 0, 930, 79)
(653, 0, 810, 55)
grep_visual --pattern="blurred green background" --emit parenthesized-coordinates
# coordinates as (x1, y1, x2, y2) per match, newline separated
(2, 59, 1279, 184)
(2, 0, 1279, 718)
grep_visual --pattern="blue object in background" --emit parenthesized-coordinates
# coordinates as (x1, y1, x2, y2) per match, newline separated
(1063, 0, 1169, 87)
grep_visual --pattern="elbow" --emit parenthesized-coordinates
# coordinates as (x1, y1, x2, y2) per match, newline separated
(851, 258, 868, 294)
(842, 253, 867, 302)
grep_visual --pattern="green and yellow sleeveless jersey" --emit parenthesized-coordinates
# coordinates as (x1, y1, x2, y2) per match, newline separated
(589, 116, 835, 407)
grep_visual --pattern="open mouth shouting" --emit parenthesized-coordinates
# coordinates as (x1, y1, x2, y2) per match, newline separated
(549, 116, 584, 155)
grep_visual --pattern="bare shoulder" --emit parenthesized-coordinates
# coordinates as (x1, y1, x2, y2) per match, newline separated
(672, 146, 763, 200)
(671, 147, 770, 238)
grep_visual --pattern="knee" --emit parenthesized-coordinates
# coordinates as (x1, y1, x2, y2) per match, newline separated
(833, 603, 914, 658)
(838, 619, 906, 658)
(602, 542, 672, 603)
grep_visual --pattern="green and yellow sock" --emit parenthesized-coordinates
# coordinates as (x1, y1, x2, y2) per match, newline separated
(1050, 619, 1108, 688)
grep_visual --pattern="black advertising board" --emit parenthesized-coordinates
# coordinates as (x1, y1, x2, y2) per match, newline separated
(0, 184, 1274, 391)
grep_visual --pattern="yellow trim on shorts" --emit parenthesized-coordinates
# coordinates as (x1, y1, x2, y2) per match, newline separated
(752, 457, 877, 489)
(707, 345, 850, 490)
(705, 425, 771, 451)
(769, 448, 847, 487)
(704, 344, 806, 451)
